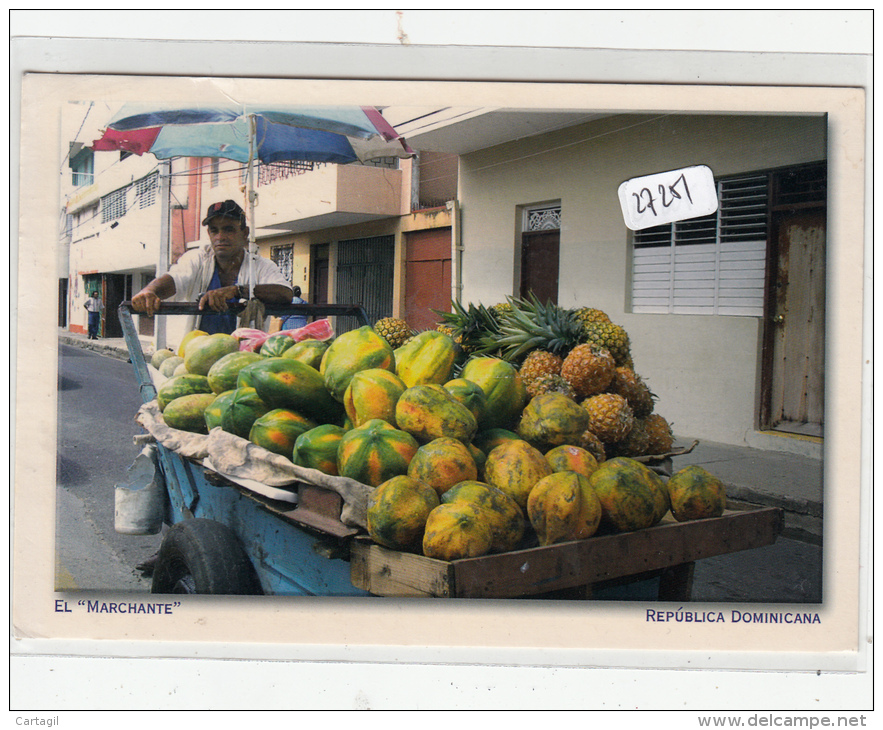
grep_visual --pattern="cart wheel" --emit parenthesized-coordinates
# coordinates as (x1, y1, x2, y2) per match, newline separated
(151, 519, 262, 595)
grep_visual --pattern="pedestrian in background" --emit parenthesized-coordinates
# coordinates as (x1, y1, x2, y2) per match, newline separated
(84, 290, 103, 340)
(282, 286, 309, 331)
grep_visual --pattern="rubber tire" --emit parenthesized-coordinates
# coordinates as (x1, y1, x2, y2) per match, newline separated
(151, 519, 263, 595)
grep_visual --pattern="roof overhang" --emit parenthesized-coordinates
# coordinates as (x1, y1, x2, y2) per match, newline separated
(384, 107, 612, 155)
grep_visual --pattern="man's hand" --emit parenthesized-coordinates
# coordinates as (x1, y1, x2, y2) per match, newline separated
(199, 285, 240, 312)
(131, 289, 164, 317)
(131, 274, 176, 317)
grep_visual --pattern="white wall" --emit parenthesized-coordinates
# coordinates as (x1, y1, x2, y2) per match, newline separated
(457, 113, 827, 446)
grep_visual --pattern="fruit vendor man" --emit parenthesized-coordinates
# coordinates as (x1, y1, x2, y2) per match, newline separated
(131, 200, 293, 334)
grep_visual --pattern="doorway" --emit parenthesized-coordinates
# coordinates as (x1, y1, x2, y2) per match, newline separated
(404, 227, 452, 330)
(520, 230, 560, 305)
(761, 207, 826, 437)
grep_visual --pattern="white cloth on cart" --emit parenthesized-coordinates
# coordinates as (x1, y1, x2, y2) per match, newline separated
(134, 400, 372, 529)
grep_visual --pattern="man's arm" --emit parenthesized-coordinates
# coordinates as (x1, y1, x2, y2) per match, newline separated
(131, 274, 177, 316)
(252, 283, 294, 305)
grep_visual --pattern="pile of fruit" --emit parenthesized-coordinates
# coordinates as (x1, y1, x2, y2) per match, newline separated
(148, 299, 724, 563)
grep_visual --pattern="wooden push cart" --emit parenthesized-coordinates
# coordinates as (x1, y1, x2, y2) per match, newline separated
(119, 301, 783, 600)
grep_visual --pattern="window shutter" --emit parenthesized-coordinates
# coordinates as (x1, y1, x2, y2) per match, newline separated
(632, 174, 769, 316)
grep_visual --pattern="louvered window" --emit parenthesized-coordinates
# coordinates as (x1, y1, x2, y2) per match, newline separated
(271, 244, 294, 283)
(136, 173, 158, 209)
(631, 174, 769, 316)
(101, 186, 129, 224)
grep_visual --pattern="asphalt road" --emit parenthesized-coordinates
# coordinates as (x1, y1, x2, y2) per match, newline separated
(56, 344, 161, 592)
(54, 344, 822, 603)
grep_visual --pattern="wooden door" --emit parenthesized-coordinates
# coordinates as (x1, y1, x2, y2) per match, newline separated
(103, 273, 130, 338)
(404, 228, 452, 330)
(520, 230, 560, 305)
(311, 244, 329, 305)
(763, 209, 826, 436)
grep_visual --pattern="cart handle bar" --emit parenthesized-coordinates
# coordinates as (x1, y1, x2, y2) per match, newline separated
(118, 300, 370, 324)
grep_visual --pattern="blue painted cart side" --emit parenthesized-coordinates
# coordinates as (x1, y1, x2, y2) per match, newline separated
(118, 301, 373, 596)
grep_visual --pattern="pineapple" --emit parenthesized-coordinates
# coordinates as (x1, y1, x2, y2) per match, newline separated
(581, 320, 632, 367)
(374, 317, 414, 349)
(609, 366, 655, 419)
(435, 300, 501, 357)
(559, 343, 616, 397)
(609, 418, 650, 457)
(577, 428, 607, 464)
(643, 413, 674, 454)
(528, 373, 577, 400)
(490, 301, 513, 322)
(573, 306, 611, 326)
(582, 392, 635, 444)
(519, 350, 563, 396)
(487, 294, 584, 362)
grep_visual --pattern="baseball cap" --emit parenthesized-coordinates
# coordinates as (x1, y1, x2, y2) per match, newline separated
(202, 200, 246, 226)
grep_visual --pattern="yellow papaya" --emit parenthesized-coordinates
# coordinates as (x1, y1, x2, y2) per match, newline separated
(407, 437, 478, 497)
(343, 368, 407, 428)
(422, 502, 494, 561)
(367, 475, 440, 552)
(394, 330, 457, 388)
(394, 384, 478, 444)
(441, 480, 525, 553)
(666, 465, 726, 521)
(526, 471, 602, 546)
(483, 439, 553, 511)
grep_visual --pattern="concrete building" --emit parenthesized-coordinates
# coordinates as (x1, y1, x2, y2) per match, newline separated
(395, 109, 828, 456)
(59, 101, 831, 456)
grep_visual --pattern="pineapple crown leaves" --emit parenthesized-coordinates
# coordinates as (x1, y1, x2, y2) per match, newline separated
(485, 294, 584, 362)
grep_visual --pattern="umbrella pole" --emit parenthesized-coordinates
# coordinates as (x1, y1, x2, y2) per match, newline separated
(246, 113, 256, 300)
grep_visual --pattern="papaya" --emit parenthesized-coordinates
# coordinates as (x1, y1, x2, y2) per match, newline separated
(589, 457, 669, 532)
(260, 331, 297, 358)
(443, 378, 488, 427)
(483, 439, 553, 511)
(422, 502, 494, 561)
(150, 348, 176, 370)
(459, 357, 527, 430)
(157, 373, 213, 411)
(343, 368, 407, 428)
(394, 384, 478, 444)
(441, 480, 525, 553)
(366, 475, 441, 552)
(545, 444, 600, 479)
(158, 355, 185, 378)
(394, 330, 457, 388)
(206, 351, 264, 394)
(337, 419, 420, 487)
(238, 357, 343, 424)
(407, 437, 478, 497)
(468, 442, 487, 480)
(162, 392, 217, 434)
(177, 329, 208, 358)
(184, 333, 239, 376)
(207, 386, 270, 439)
(472, 428, 521, 456)
(526, 471, 602, 546)
(282, 339, 329, 370)
(249, 408, 317, 458)
(204, 390, 232, 431)
(516, 392, 590, 453)
(320, 326, 395, 402)
(292, 424, 347, 475)
(666, 465, 727, 521)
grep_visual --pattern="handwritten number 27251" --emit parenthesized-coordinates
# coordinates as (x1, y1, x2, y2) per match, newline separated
(632, 173, 694, 217)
